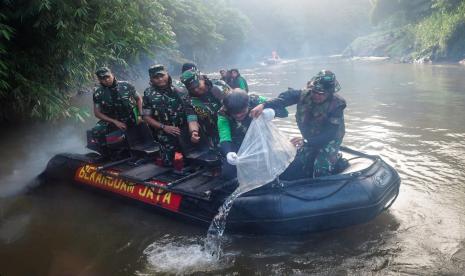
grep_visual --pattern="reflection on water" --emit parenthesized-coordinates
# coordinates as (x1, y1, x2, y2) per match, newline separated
(2, 58, 465, 275)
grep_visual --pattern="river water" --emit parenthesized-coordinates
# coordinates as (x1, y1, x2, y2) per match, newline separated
(1, 57, 465, 275)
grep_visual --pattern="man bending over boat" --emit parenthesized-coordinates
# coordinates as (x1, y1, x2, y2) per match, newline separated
(90, 67, 143, 156)
(142, 64, 187, 166)
(219, 89, 288, 179)
(250, 70, 346, 179)
(180, 69, 231, 150)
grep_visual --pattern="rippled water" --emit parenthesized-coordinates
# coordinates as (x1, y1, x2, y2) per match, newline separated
(1, 58, 465, 275)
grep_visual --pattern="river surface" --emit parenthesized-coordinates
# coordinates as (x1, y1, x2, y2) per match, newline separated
(1, 58, 465, 275)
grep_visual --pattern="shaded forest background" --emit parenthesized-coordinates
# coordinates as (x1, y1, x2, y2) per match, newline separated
(347, 0, 465, 63)
(1, 0, 465, 123)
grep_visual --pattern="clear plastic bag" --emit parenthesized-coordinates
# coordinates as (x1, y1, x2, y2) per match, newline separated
(234, 114, 296, 194)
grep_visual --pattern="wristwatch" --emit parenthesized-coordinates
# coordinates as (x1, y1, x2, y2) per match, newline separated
(160, 123, 165, 129)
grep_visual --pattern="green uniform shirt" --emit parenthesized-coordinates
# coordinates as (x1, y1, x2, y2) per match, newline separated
(142, 85, 186, 131)
(93, 80, 140, 123)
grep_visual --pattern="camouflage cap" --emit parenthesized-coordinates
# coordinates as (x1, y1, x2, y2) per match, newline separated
(95, 67, 112, 78)
(180, 69, 201, 90)
(181, 62, 198, 73)
(308, 70, 341, 93)
(149, 64, 167, 77)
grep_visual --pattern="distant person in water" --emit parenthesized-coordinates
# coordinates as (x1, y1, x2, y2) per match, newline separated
(228, 69, 249, 93)
(90, 67, 143, 155)
(271, 50, 280, 60)
(250, 70, 346, 179)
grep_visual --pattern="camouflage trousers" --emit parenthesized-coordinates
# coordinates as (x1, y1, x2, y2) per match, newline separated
(199, 124, 220, 150)
(91, 120, 118, 145)
(155, 131, 181, 167)
(91, 119, 136, 146)
(281, 139, 342, 179)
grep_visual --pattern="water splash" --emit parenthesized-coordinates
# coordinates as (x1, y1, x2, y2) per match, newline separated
(204, 189, 242, 258)
(140, 236, 233, 275)
(141, 189, 243, 273)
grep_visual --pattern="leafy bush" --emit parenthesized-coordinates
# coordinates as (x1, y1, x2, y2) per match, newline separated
(414, 1, 465, 59)
(0, 0, 248, 123)
(367, 0, 465, 60)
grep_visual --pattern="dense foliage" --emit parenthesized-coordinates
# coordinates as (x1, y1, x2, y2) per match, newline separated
(413, 0, 465, 60)
(0, 0, 249, 123)
(364, 0, 465, 61)
(160, 0, 250, 65)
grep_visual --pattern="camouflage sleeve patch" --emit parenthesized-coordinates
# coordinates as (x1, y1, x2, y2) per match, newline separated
(142, 108, 152, 116)
(142, 94, 152, 115)
(247, 94, 265, 109)
(93, 88, 102, 105)
(329, 116, 343, 125)
(211, 82, 231, 101)
(126, 82, 138, 99)
(328, 104, 345, 125)
(182, 97, 196, 117)
(173, 80, 186, 90)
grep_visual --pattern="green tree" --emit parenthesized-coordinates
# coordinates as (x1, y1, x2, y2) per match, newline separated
(370, 0, 432, 26)
(0, 0, 174, 122)
(367, 0, 465, 60)
(159, 0, 250, 66)
(0, 0, 252, 124)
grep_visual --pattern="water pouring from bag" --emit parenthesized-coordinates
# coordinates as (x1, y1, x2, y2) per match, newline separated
(205, 110, 296, 257)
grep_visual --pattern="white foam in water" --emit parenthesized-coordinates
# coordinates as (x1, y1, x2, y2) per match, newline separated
(140, 236, 231, 275)
(140, 193, 240, 275)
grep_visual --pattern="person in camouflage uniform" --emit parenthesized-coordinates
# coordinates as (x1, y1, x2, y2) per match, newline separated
(142, 64, 187, 166)
(218, 89, 288, 179)
(251, 70, 346, 179)
(180, 69, 231, 150)
(91, 67, 142, 154)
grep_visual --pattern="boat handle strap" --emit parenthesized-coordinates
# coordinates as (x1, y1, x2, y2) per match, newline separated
(383, 187, 399, 211)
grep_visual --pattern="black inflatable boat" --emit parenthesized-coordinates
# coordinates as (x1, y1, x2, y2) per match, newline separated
(43, 139, 400, 234)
